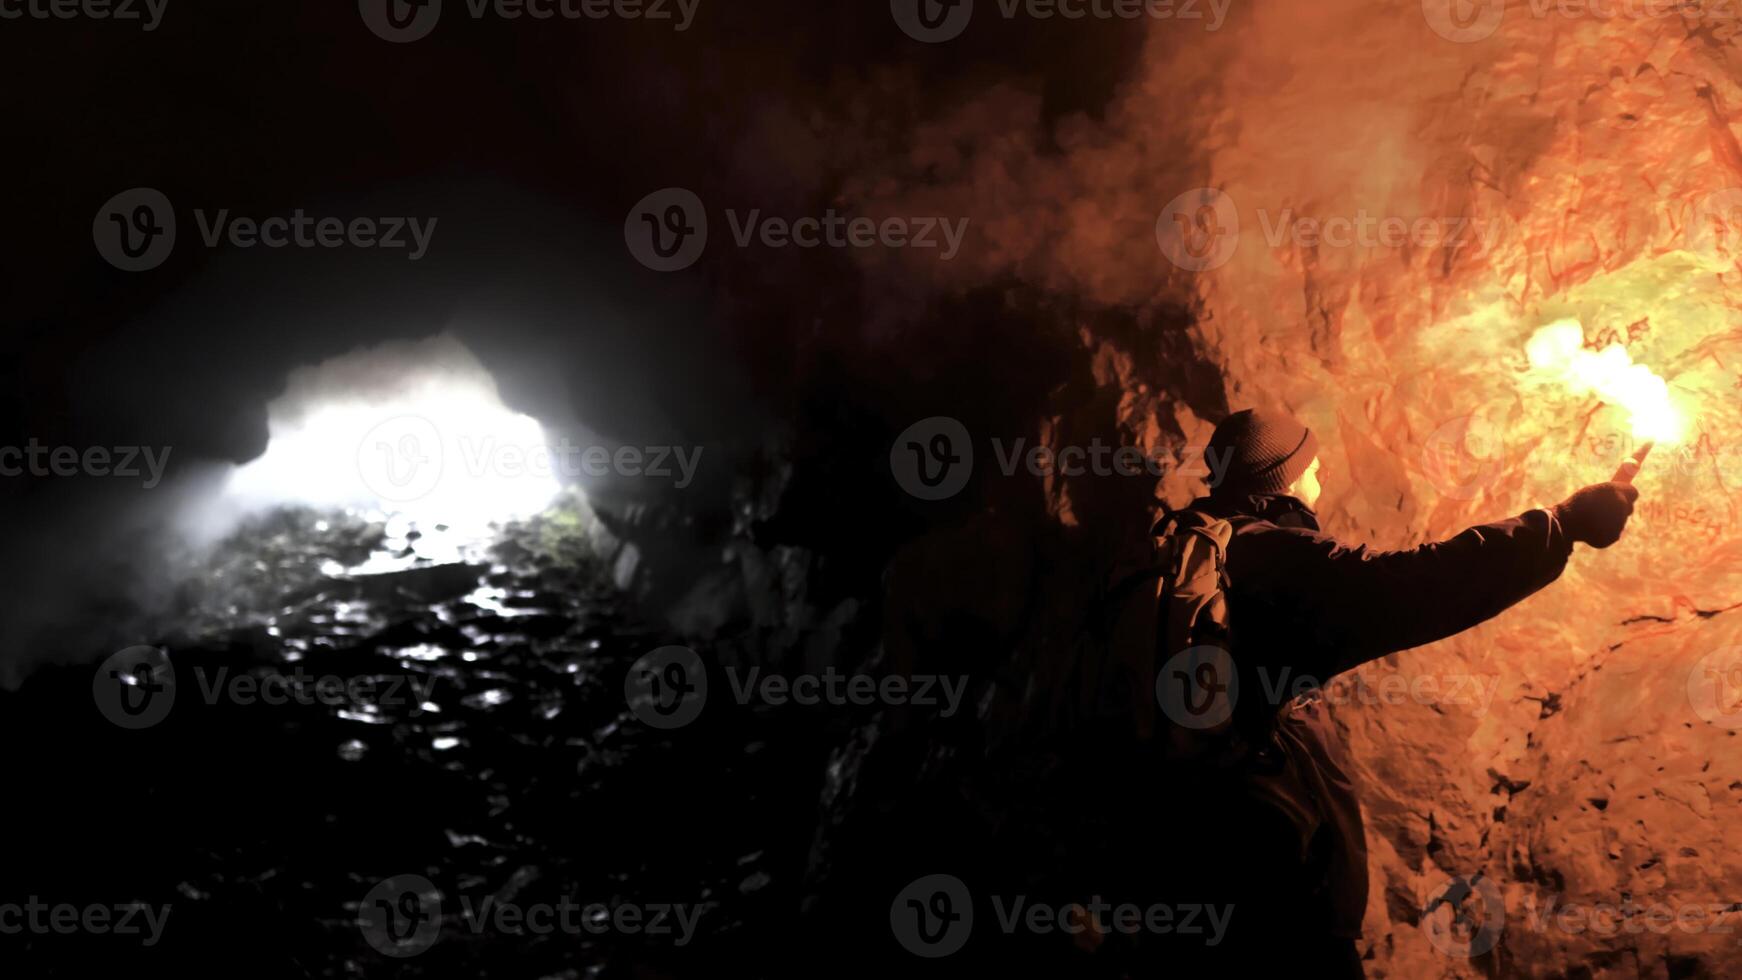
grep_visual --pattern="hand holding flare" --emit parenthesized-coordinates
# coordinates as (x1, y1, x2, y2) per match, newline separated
(1612, 441, 1653, 485)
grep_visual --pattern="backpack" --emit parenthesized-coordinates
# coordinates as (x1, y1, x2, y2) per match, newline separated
(1093, 508, 1238, 755)
(1093, 507, 1365, 936)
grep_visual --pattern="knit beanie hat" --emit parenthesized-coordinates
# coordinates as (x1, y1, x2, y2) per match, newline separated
(1205, 409, 1319, 497)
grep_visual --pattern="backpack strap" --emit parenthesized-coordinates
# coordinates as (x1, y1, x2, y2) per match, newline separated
(1153, 508, 1242, 762)
(1156, 509, 1234, 650)
(1083, 509, 1237, 746)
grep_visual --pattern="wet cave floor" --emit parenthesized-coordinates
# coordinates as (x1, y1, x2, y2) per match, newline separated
(0, 503, 821, 978)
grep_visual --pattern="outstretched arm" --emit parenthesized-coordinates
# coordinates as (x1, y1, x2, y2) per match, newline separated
(1229, 482, 1636, 680)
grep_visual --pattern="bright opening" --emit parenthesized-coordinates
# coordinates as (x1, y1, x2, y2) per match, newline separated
(224, 334, 563, 546)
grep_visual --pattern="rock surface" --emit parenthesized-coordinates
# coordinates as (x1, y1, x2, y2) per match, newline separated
(812, 3, 1742, 975)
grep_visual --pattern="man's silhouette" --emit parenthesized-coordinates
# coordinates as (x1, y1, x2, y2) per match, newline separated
(1136, 408, 1637, 976)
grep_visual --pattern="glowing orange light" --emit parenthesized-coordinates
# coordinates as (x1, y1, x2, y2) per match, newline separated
(1525, 319, 1685, 445)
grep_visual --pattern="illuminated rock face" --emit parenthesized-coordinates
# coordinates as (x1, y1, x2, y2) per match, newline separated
(1174, 6, 1742, 976)
(839, 3, 1742, 974)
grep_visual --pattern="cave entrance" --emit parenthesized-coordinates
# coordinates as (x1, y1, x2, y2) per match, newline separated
(222, 333, 567, 566)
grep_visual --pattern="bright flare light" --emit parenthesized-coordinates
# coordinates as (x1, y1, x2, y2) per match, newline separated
(1525, 319, 1685, 445)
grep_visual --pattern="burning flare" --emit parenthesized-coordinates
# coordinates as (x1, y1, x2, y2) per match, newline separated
(1525, 319, 1685, 446)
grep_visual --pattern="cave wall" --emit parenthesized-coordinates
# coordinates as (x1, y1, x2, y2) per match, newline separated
(11, 3, 1742, 971)
(1189, 7, 1742, 977)
(819, 3, 1742, 975)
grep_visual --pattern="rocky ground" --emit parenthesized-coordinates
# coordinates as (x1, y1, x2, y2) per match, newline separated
(0, 500, 826, 978)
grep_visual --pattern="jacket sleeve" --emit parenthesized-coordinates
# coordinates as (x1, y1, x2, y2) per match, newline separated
(1230, 508, 1574, 680)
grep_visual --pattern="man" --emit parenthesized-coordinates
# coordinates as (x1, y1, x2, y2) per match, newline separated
(1161, 408, 1637, 974)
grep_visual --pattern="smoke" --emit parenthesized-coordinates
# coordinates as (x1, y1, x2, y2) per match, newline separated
(0, 462, 229, 689)
(785, 1, 1742, 545)
(792, 3, 1742, 973)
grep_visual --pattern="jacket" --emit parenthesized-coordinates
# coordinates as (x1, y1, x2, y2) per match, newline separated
(1188, 491, 1573, 937)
